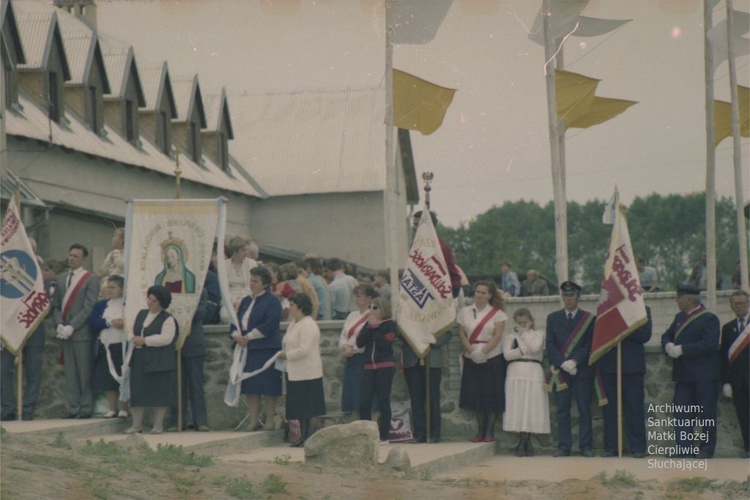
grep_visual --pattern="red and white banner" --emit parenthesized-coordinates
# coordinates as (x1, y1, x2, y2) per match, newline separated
(396, 209, 455, 359)
(1, 196, 50, 354)
(589, 192, 648, 364)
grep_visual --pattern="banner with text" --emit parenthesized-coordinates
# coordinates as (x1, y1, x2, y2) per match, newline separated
(0, 196, 50, 354)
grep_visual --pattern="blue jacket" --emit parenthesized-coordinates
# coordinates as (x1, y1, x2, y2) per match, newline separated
(230, 291, 282, 351)
(546, 308, 596, 379)
(660, 306, 720, 383)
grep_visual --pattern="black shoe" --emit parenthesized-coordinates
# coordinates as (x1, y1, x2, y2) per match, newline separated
(601, 450, 617, 457)
(21, 413, 33, 421)
(524, 439, 535, 457)
(429, 437, 440, 444)
(412, 437, 427, 443)
(553, 449, 570, 457)
(632, 452, 646, 458)
(0, 414, 16, 422)
(696, 450, 713, 459)
(581, 449, 595, 458)
(62, 413, 78, 419)
(290, 439, 305, 448)
(76, 413, 92, 419)
(740, 450, 749, 459)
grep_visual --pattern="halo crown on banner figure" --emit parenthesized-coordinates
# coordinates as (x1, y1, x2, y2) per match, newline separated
(160, 231, 189, 262)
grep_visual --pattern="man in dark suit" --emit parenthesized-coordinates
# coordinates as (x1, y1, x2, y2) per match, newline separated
(599, 307, 652, 458)
(661, 284, 720, 458)
(168, 288, 210, 432)
(51, 244, 100, 419)
(546, 281, 596, 457)
(402, 331, 452, 443)
(721, 290, 749, 458)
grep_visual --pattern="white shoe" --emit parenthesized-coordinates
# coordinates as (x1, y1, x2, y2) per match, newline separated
(117, 410, 129, 418)
(124, 427, 142, 434)
(103, 410, 117, 418)
(379, 440, 389, 446)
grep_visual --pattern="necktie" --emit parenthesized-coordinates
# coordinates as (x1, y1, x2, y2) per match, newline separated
(67, 272, 74, 289)
(567, 312, 574, 322)
(740, 318, 746, 332)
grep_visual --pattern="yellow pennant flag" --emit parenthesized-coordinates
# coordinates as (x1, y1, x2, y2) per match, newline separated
(713, 85, 750, 146)
(555, 69, 637, 130)
(393, 69, 456, 135)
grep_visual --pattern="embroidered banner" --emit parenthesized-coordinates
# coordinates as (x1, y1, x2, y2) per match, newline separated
(0, 195, 50, 354)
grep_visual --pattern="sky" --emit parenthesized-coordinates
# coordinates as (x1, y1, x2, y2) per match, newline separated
(94, 0, 750, 228)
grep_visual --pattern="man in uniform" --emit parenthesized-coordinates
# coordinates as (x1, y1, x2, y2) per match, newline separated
(599, 307, 652, 458)
(546, 281, 596, 457)
(661, 284, 720, 458)
(52, 244, 100, 419)
(721, 290, 749, 458)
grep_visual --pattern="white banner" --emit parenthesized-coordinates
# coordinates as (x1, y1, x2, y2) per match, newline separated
(1, 196, 50, 354)
(123, 199, 223, 348)
(396, 209, 455, 359)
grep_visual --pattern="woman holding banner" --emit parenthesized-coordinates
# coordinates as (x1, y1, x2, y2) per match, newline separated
(125, 285, 178, 434)
(231, 266, 282, 431)
(457, 280, 507, 442)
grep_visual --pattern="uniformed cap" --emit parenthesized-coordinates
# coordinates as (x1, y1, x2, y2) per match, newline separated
(676, 283, 701, 296)
(560, 281, 582, 295)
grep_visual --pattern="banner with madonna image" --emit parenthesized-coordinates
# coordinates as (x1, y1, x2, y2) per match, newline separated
(123, 199, 225, 349)
(1, 195, 50, 354)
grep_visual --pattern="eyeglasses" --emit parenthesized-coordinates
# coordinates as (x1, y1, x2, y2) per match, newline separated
(369, 305, 379, 310)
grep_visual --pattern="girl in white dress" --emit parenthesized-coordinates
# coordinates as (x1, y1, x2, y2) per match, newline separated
(502, 308, 550, 456)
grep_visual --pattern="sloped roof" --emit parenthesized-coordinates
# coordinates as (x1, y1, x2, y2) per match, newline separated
(171, 73, 206, 127)
(137, 60, 176, 116)
(228, 85, 388, 197)
(14, 3, 70, 79)
(6, 90, 264, 199)
(202, 88, 233, 138)
(2, 0, 26, 64)
(99, 33, 145, 105)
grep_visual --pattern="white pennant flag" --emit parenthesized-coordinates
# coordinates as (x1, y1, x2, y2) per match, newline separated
(1, 196, 50, 353)
(396, 209, 455, 359)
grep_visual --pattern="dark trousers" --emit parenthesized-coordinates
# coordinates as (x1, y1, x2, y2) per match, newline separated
(554, 376, 593, 452)
(1, 345, 44, 418)
(62, 340, 94, 415)
(169, 355, 208, 429)
(730, 377, 750, 451)
(674, 381, 718, 456)
(404, 365, 442, 441)
(601, 372, 647, 454)
(359, 366, 394, 441)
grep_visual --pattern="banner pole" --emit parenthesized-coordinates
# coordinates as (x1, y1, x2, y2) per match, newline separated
(617, 343, 623, 458)
(16, 351, 23, 421)
(422, 174, 433, 441)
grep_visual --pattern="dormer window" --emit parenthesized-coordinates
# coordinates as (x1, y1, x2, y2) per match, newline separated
(49, 72, 60, 122)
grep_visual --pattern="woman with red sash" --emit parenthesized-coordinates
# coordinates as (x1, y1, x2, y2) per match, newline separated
(458, 280, 507, 442)
(338, 284, 378, 414)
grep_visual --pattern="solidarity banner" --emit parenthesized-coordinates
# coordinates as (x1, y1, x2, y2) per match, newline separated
(589, 193, 648, 364)
(396, 209, 455, 359)
(0, 195, 50, 354)
(124, 199, 224, 348)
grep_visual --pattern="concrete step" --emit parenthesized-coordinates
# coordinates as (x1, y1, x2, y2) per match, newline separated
(1, 417, 129, 440)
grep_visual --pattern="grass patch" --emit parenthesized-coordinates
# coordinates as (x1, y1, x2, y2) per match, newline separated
(263, 473, 288, 494)
(273, 454, 291, 465)
(597, 469, 637, 487)
(18, 452, 78, 470)
(143, 443, 213, 470)
(419, 468, 433, 481)
(81, 439, 128, 458)
(225, 477, 258, 499)
(49, 432, 71, 450)
(671, 477, 717, 493)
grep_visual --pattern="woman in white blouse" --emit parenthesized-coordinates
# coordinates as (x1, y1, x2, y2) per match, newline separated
(457, 280, 507, 442)
(277, 293, 326, 447)
(125, 286, 178, 434)
(502, 308, 550, 456)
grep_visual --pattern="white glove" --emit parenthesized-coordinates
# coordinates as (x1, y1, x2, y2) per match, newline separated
(671, 345, 683, 359)
(56, 324, 70, 339)
(426, 334, 437, 345)
(568, 365, 578, 376)
(723, 383, 733, 399)
(561, 359, 577, 374)
(664, 342, 675, 357)
(469, 348, 487, 364)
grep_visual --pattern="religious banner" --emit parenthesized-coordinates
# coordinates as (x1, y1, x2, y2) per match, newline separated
(396, 209, 455, 359)
(123, 199, 224, 348)
(589, 191, 648, 364)
(0, 195, 50, 354)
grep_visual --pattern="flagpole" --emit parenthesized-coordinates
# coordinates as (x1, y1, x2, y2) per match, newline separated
(14, 193, 24, 421)
(174, 152, 183, 432)
(543, 0, 569, 283)
(422, 173, 433, 443)
(385, 2, 401, 311)
(704, 0, 718, 311)
(614, 190, 623, 458)
(725, 0, 749, 293)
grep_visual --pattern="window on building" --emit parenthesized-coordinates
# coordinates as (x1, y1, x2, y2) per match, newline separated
(189, 121, 200, 162)
(87, 85, 98, 133)
(48, 72, 60, 122)
(158, 110, 169, 154)
(125, 99, 135, 142)
(218, 132, 228, 171)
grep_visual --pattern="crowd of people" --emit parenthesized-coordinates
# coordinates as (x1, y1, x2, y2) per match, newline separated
(1, 223, 748, 460)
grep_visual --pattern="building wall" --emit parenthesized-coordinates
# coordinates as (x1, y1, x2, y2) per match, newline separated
(63, 85, 85, 118)
(17, 72, 44, 105)
(25, 291, 745, 455)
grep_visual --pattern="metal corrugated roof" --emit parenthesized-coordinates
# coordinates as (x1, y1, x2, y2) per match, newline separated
(58, 30, 90, 84)
(14, 10, 54, 69)
(6, 90, 265, 199)
(171, 74, 195, 122)
(98, 33, 133, 99)
(228, 85, 387, 197)
(201, 92, 220, 132)
(137, 60, 165, 111)
(0, 169, 47, 208)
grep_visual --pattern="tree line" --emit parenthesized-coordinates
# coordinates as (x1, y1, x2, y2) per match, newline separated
(439, 193, 746, 294)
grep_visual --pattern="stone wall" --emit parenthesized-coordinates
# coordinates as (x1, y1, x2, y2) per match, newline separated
(19, 291, 745, 456)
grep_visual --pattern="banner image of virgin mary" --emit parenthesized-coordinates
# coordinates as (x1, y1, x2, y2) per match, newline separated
(153, 233, 196, 294)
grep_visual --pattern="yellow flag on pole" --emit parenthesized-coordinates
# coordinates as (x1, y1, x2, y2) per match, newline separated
(393, 69, 456, 136)
(713, 85, 750, 146)
(555, 69, 637, 130)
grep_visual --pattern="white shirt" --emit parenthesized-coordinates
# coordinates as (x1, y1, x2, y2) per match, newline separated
(457, 304, 507, 358)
